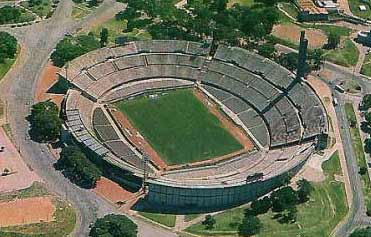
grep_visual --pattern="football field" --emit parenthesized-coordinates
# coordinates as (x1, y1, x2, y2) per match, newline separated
(114, 89, 243, 165)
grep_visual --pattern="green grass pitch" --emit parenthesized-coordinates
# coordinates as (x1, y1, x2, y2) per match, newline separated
(114, 89, 243, 165)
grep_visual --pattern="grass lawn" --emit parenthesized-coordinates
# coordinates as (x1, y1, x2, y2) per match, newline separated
(20, 0, 53, 18)
(138, 212, 176, 227)
(361, 54, 371, 77)
(324, 39, 359, 67)
(308, 24, 352, 38)
(348, 0, 371, 19)
(185, 214, 201, 222)
(0, 57, 16, 81)
(186, 151, 348, 237)
(228, 0, 256, 7)
(90, 18, 152, 46)
(280, 2, 299, 19)
(71, 4, 92, 19)
(115, 89, 243, 165)
(344, 103, 371, 210)
(0, 182, 76, 237)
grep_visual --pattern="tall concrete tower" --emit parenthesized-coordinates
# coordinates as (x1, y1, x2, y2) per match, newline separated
(296, 31, 308, 80)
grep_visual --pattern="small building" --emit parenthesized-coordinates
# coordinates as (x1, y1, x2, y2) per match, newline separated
(315, 0, 338, 11)
(359, 5, 367, 11)
(298, 0, 329, 21)
(356, 30, 371, 46)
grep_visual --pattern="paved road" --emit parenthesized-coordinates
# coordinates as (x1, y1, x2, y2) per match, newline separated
(276, 42, 371, 236)
(0, 1, 179, 236)
(333, 94, 370, 236)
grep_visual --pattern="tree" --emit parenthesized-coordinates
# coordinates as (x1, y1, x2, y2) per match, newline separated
(55, 146, 102, 188)
(257, 43, 276, 59)
(51, 34, 100, 67)
(0, 31, 17, 63)
(276, 206, 298, 224)
(350, 227, 371, 237)
(249, 196, 272, 215)
(308, 49, 323, 70)
(276, 52, 298, 71)
(238, 215, 262, 237)
(100, 28, 108, 47)
(0, 6, 21, 25)
(29, 101, 62, 142)
(324, 32, 340, 50)
(361, 94, 371, 111)
(365, 112, 371, 125)
(365, 138, 371, 154)
(296, 179, 313, 203)
(271, 186, 298, 212)
(89, 214, 138, 237)
(359, 167, 368, 175)
(202, 215, 216, 230)
(256, 0, 281, 6)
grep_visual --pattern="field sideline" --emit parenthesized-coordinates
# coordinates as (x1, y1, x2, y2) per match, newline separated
(114, 89, 243, 165)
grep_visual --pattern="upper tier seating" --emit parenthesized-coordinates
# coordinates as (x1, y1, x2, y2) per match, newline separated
(102, 79, 194, 103)
(92, 108, 152, 171)
(63, 41, 327, 151)
(65, 90, 109, 156)
(214, 45, 294, 89)
(288, 83, 327, 139)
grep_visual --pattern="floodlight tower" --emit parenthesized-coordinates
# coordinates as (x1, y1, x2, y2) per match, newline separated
(142, 152, 149, 194)
(296, 31, 308, 81)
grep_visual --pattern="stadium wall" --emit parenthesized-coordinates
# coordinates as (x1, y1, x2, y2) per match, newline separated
(146, 151, 310, 210)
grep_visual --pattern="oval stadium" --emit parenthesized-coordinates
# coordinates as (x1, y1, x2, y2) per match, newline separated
(60, 39, 328, 210)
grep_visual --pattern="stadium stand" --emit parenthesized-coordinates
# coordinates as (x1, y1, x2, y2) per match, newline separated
(62, 40, 327, 209)
(102, 79, 194, 103)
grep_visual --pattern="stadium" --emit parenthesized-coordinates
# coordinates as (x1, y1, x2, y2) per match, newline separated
(60, 38, 328, 210)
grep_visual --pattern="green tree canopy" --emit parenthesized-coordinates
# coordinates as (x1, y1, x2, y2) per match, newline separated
(202, 215, 216, 230)
(271, 186, 298, 212)
(0, 31, 17, 63)
(350, 227, 371, 237)
(238, 214, 262, 237)
(364, 138, 371, 154)
(361, 94, 371, 111)
(324, 32, 340, 50)
(100, 28, 109, 47)
(55, 146, 102, 188)
(296, 178, 313, 203)
(365, 112, 371, 125)
(89, 214, 138, 237)
(249, 196, 272, 215)
(51, 34, 100, 67)
(119, 0, 279, 45)
(29, 101, 62, 142)
(0, 6, 21, 24)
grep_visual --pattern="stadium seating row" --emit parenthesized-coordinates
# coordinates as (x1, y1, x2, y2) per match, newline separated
(65, 90, 110, 156)
(161, 143, 313, 186)
(63, 41, 327, 152)
(92, 108, 152, 171)
(102, 78, 194, 103)
(214, 45, 294, 89)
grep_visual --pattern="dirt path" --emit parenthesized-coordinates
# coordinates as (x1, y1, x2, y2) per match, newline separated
(0, 196, 55, 227)
(272, 24, 327, 49)
(307, 76, 353, 206)
(35, 62, 64, 107)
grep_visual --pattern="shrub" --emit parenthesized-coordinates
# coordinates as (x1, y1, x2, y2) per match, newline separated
(238, 215, 262, 237)
(29, 101, 62, 142)
(55, 146, 102, 188)
(89, 214, 137, 237)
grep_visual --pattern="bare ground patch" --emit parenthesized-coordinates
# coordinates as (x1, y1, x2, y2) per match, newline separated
(272, 24, 327, 48)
